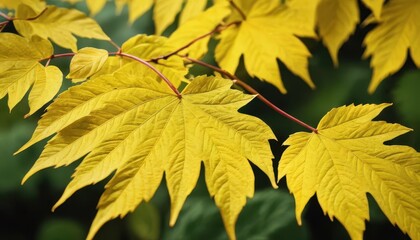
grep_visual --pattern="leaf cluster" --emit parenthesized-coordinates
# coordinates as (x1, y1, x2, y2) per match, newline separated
(0, 1, 419, 240)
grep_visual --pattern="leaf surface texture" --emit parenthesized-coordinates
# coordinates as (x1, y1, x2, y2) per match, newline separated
(22, 66, 277, 240)
(278, 103, 420, 240)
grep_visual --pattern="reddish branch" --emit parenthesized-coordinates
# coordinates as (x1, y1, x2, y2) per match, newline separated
(184, 56, 318, 133)
(149, 21, 240, 62)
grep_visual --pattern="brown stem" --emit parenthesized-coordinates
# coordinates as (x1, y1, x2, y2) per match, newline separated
(40, 53, 76, 62)
(115, 52, 182, 98)
(229, 0, 246, 20)
(149, 22, 240, 62)
(184, 56, 318, 133)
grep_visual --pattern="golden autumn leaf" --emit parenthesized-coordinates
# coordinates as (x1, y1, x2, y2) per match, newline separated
(86, 0, 107, 16)
(363, 0, 420, 93)
(316, 0, 359, 65)
(13, 4, 110, 52)
(26, 65, 62, 117)
(154, 0, 184, 35)
(167, 1, 231, 59)
(0, 33, 62, 112)
(20, 64, 277, 240)
(316, 0, 385, 65)
(215, 0, 315, 94)
(278, 103, 420, 240)
(67, 47, 108, 82)
(178, 0, 207, 25)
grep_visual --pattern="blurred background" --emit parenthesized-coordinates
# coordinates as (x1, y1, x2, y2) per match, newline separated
(0, 1, 418, 239)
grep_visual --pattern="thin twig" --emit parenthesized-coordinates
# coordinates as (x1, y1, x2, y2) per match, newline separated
(40, 53, 76, 62)
(229, 0, 246, 20)
(184, 56, 318, 133)
(114, 52, 182, 98)
(149, 21, 240, 62)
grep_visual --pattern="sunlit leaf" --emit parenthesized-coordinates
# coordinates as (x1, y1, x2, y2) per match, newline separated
(14, 4, 110, 52)
(279, 103, 420, 240)
(215, 0, 315, 94)
(26, 65, 62, 117)
(363, 0, 420, 93)
(0, 33, 54, 111)
(21, 65, 277, 240)
(67, 47, 108, 82)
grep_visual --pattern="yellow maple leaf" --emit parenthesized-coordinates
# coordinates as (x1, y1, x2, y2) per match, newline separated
(278, 103, 420, 240)
(26, 65, 62, 117)
(215, 0, 315, 94)
(316, 0, 386, 65)
(67, 47, 108, 82)
(316, 0, 359, 65)
(0, 33, 62, 112)
(21, 64, 277, 240)
(178, 0, 207, 25)
(154, 0, 184, 35)
(363, 0, 420, 93)
(167, 1, 231, 59)
(126, 0, 153, 23)
(86, 0, 107, 16)
(13, 4, 109, 52)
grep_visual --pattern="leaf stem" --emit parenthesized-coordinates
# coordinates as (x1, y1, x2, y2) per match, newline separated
(149, 22, 240, 62)
(229, 0, 246, 20)
(113, 52, 182, 98)
(184, 56, 318, 133)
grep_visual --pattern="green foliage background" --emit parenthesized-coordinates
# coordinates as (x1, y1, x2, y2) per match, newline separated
(0, 1, 418, 239)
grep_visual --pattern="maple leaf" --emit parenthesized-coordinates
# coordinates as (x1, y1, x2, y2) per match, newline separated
(178, 0, 208, 25)
(13, 4, 110, 52)
(153, 0, 192, 35)
(316, 0, 386, 66)
(363, 0, 420, 93)
(278, 103, 420, 240)
(316, 0, 359, 65)
(67, 47, 108, 82)
(215, 0, 315, 94)
(86, 0, 107, 16)
(167, 2, 231, 59)
(0, 33, 62, 113)
(20, 64, 277, 240)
